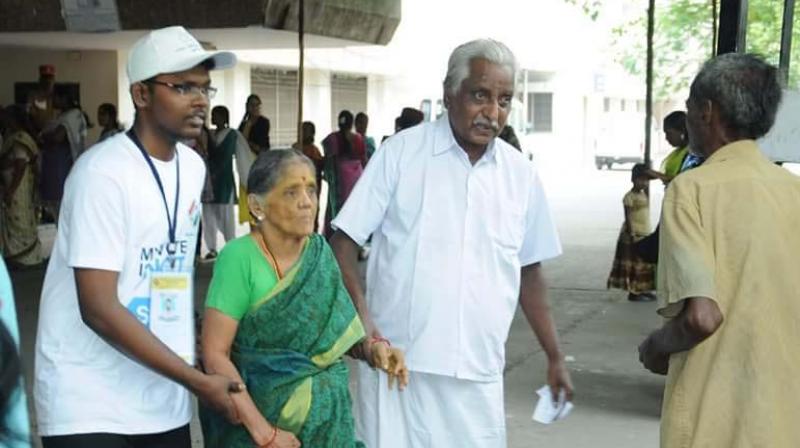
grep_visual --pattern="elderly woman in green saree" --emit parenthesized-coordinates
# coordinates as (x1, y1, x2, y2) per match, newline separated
(201, 149, 407, 448)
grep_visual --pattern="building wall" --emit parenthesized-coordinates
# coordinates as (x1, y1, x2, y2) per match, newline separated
(0, 47, 118, 144)
(302, 68, 333, 145)
(208, 61, 251, 134)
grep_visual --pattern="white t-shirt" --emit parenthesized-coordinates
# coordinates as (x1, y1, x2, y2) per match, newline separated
(332, 117, 562, 382)
(34, 132, 205, 436)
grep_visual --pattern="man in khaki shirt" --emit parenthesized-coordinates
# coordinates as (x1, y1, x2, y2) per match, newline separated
(638, 53, 800, 447)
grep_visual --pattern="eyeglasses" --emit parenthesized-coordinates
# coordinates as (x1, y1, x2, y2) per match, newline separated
(146, 80, 218, 99)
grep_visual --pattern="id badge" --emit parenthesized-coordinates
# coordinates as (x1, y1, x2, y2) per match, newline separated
(150, 271, 194, 365)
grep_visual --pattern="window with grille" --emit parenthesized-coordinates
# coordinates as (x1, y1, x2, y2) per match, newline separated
(527, 92, 553, 133)
(250, 67, 298, 148)
(331, 74, 367, 131)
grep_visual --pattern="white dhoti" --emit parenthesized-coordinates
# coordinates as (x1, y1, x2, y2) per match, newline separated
(353, 363, 507, 448)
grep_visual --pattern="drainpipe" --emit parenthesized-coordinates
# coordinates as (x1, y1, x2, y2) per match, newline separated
(297, 0, 306, 145)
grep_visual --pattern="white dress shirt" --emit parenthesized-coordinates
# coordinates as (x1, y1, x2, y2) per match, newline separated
(333, 116, 561, 382)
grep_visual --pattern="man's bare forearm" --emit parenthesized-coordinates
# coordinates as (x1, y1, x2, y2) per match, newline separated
(329, 230, 379, 336)
(649, 297, 723, 356)
(75, 269, 206, 391)
(519, 263, 563, 362)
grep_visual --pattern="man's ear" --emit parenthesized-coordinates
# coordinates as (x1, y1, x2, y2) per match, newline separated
(130, 83, 151, 110)
(700, 99, 714, 126)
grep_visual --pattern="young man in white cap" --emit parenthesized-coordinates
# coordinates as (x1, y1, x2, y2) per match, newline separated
(34, 26, 241, 447)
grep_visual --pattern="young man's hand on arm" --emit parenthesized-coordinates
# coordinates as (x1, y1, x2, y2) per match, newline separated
(74, 268, 243, 422)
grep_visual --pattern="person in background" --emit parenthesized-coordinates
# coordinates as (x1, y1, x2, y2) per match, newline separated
(50, 94, 88, 160)
(635, 112, 704, 265)
(390, 117, 401, 136)
(292, 121, 323, 232)
(322, 110, 366, 237)
(0, 105, 43, 268)
(237, 94, 270, 225)
(215, 108, 254, 230)
(97, 103, 123, 143)
(639, 53, 800, 448)
(396, 107, 424, 132)
(384, 107, 426, 143)
(498, 124, 522, 151)
(354, 112, 376, 161)
(192, 125, 215, 260)
(292, 121, 323, 189)
(27, 64, 57, 134)
(607, 163, 656, 302)
(203, 106, 244, 259)
(238, 94, 270, 154)
(0, 254, 33, 447)
(648, 111, 690, 184)
(38, 93, 77, 224)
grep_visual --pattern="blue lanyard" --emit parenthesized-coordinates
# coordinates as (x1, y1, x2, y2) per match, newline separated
(127, 130, 180, 245)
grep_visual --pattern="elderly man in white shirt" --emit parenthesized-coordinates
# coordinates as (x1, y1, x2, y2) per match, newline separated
(330, 38, 574, 448)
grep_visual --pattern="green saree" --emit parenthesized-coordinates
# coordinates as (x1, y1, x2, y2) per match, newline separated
(201, 234, 366, 447)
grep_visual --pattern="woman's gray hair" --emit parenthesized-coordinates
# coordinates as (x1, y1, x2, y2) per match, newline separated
(690, 53, 782, 140)
(443, 39, 518, 95)
(247, 149, 316, 196)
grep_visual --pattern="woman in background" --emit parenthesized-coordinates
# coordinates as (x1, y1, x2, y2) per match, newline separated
(0, 105, 43, 268)
(237, 94, 271, 224)
(96, 103, 123, 143)
(607, 164, 656, 302)
(321, 110, 366, 238)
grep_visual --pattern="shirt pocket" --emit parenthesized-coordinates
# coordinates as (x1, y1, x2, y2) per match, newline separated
(490, 199, 525, 255)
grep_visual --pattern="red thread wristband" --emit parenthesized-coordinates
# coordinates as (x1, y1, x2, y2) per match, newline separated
(369, 336, 391, 347)
(260, 425, 278, 447)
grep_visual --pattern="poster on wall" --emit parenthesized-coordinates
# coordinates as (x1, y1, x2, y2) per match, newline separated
(758, 89, 800, 163)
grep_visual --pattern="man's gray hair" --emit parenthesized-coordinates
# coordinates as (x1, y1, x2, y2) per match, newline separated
(247, 149, 316, 196)
(443, 39, 518, 95)
(690, 53, 782, 140)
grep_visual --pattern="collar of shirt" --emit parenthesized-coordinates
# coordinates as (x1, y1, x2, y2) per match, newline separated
(704, 139, 762, 166)
(432, 115, 498, 165)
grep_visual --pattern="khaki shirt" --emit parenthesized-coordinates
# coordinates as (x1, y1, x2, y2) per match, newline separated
(658, 140, 800, 447)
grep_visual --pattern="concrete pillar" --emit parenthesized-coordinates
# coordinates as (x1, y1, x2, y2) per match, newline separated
(367, 74, 397, 141)
(227, 62, 251, 128)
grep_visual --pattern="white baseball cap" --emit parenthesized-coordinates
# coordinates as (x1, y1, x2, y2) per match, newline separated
(127, 26, 237, 84)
